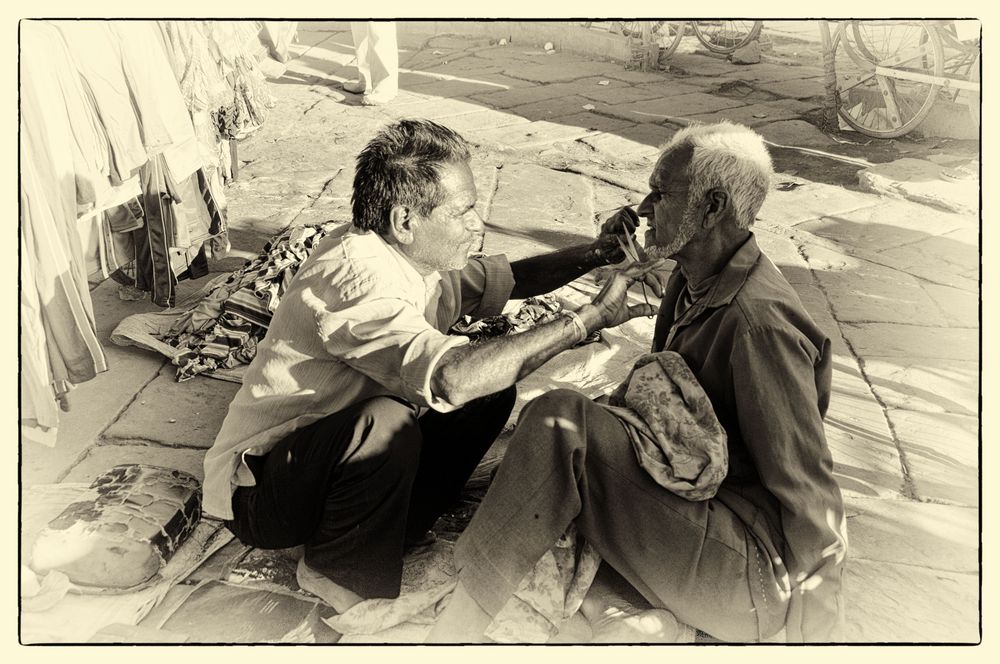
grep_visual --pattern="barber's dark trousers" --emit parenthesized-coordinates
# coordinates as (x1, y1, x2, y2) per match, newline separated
(225, 386, 516, 599)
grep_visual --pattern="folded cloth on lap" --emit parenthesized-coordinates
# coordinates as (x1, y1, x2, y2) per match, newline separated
(598, 351, 728, 501)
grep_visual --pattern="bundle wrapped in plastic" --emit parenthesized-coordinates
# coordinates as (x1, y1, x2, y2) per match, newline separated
(30, 465, 202, 591)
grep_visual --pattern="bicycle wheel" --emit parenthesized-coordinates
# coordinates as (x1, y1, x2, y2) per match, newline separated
(692, 20, 762, 54)
(834, 20, 944, 138)
(656, 21, 686, 57)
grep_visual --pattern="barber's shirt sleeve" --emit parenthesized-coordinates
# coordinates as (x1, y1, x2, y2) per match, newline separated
(316, 295, 470, 412)
(730, 326, 847, 642)
(458, 254, 515, 318)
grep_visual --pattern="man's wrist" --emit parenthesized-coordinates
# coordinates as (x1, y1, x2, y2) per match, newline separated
(587, 239, 619, 266)
(574, 304, 603, 335)
(561, 310, 588, 344)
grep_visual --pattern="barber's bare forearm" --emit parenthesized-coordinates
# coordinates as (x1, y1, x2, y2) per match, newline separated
(431, 305, 599, 406)
(509, 243, 608, 299)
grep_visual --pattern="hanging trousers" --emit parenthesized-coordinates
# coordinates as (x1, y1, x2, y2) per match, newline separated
(226, 386, 516, 599)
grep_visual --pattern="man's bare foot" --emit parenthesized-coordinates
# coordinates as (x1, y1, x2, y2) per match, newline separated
(587, 602, 687, 643)
(295, 558, 364, 614)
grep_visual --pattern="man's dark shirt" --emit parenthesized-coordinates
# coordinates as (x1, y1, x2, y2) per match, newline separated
(652, 234, 847, 642)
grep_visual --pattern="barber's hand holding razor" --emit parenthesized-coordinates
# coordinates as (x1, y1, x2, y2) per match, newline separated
(594, 206, 666, 298)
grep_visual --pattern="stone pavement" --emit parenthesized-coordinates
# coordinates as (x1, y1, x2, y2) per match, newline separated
(21, 22, 980, 643)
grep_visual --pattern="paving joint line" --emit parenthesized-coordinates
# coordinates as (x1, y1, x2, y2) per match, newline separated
(795, 242, 918, 500)
(846, 556, 978, 575)
(480, 159, 504, 222)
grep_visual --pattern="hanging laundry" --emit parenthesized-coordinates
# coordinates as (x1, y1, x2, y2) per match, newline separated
(129, 156, 227, 308)
(110, 21, 203, 184)
(205, 21, 274, 141)
(52, 21, 147, 184)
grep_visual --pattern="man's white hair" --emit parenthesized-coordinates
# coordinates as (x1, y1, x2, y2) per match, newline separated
(664, 121, 773, 230)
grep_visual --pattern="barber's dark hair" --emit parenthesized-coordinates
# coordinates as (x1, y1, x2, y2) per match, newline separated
(352, 119, 472, 234)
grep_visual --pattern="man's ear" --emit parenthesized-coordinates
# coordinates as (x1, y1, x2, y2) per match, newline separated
(701, 188, 729, 229)
(387, 205, 415, 245)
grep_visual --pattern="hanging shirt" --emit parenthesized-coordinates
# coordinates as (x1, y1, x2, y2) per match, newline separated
(203, 227, 515, 520)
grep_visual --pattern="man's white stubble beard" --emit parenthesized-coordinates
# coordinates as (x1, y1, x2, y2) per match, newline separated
(643, 208, 699, 262)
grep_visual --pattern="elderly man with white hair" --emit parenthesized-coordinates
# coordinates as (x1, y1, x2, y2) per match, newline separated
(427, 121, 847, 644)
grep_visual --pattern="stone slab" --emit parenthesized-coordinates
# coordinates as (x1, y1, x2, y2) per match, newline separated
(861, 357, 978, 416)
(887, 409, 979, 506)
(579, 124, 678, 160)
(403, 75, 527, 99)
(844, 496, 977, 572)
(547, 112, 638, 134)
(716, 63, 828, 84)
(465, 120, 596, 150)
(756, 119, 840, 149)
(102, 369, 240, 449)
(603, 68, 675, 84)
(758, 182, 877, 226)
(577, 81, 693, 105)
(440, 109, 531, 134)
(229, 169, 342, 201)
(874, 231, 979, 293)
(825, 366, 907, 499)
(511, 95, 604, 121)
(501, 61, 629, 84)
(469, 78, 618, 109)
(485, 163, 596, 254)
(600, 93, 746, 123)
(841, 323, 978, 363)
(666, 54, 743, 77)
(843, 559, 978, 642)
(753, 77, 825, 100)
(921, 282, 978, 328)
(797, 200, 969, 253)
(380, 97, 488, 121)
(804, 244, 949, 326)
(752, 226, 812, 280)
(686, 99, 821, 128)
(62, 443, 207, 484)
(421, 59, 507, 77)
(290, 204, 352, 228)
(859, 158, 979, 216)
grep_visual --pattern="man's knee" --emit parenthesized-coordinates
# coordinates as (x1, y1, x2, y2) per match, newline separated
(348, 397, 422, 469)
(513, 389, 592, 450)
(523, 388, 590, 421)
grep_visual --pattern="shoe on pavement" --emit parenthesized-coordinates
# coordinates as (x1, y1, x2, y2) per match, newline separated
(361, 93, 395, 107)
(341, 79, 367, 94)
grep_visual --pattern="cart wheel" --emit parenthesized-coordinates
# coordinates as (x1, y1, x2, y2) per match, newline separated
(692, 20, 762, 54)
(834, 20, 944, 138)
